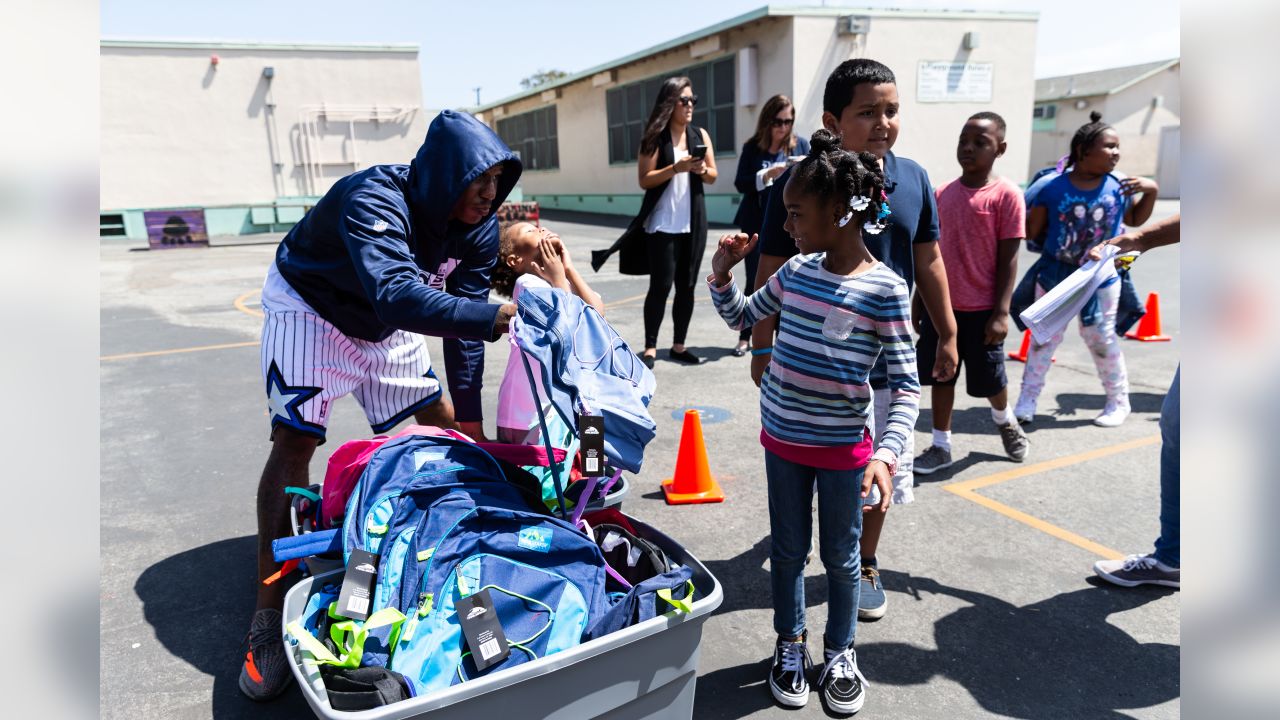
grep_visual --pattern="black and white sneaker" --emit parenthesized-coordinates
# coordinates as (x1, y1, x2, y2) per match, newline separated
(818, 646, 866, 715)
(768, 634, 813, 708)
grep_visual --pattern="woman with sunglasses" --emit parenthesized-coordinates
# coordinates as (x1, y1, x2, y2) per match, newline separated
(611, 76, 718, 368)
(729, 95, 809, 356)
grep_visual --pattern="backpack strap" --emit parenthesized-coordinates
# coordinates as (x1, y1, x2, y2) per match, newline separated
(286, 606, 406, 669)
(521, 349, 569, 518)
(272, 529, 342, 563)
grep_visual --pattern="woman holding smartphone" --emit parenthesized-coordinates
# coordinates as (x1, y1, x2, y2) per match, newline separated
(627, 76, 717, 367)
(729, 95, 809, 356)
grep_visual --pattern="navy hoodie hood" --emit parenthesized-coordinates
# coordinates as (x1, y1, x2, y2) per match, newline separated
(274, 109, 522, 422)
(409, 109, 522, 241)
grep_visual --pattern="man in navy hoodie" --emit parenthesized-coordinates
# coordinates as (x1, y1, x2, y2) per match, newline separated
(240, 110, 522, 700)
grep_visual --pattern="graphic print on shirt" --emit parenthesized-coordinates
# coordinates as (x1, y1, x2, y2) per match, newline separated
(422, 257, 459, 291)
(1053, 192, 1120, 265)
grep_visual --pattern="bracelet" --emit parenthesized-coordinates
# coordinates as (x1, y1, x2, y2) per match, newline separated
(750, 347, 773, 356)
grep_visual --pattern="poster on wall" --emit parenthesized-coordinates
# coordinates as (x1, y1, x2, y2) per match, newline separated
(144, 208, 209, 249)
(917, 61, 993, 103)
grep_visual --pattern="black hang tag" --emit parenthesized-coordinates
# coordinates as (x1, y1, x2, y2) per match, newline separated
(456, 588, 510, 671)
(335, 548, 379, 621)
(578, 415, 606, 476)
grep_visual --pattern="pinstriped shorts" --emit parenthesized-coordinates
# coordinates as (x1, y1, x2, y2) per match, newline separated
(260, 264, 441, 441)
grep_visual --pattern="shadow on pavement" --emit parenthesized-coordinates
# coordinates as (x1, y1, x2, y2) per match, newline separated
(859, 570, 1179, 719)
(135, 535, 312, 719)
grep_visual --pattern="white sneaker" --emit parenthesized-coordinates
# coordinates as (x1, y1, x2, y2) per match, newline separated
(1093, 400, 1131, 427)
(1013, 396, 1036, 425)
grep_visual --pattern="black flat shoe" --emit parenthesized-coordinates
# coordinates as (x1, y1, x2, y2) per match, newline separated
(638, 353, 655, 370)
(669, 348, 704, 365)
(731, 342, 750, 357)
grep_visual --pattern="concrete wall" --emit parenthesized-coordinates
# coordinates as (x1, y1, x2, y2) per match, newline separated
(790, 14, 1038, 188)
(100, 42, 429, 213)
(1029, 65, 1180, 178)
(478, 15, 795, 222)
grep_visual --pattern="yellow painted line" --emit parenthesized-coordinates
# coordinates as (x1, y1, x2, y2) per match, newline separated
(100, 341, 257, 362)
(941, 434, 1160, 560)
(603, 292, 648, 310)
(235, 290, 264, 318)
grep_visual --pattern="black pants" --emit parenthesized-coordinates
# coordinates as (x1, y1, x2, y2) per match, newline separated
(644, 232, 697, 348)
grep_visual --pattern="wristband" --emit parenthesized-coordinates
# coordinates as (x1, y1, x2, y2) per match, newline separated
(750, 347, 773, 356)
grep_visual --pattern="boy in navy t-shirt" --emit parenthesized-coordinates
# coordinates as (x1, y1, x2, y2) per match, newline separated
(752, 58, 958, 623)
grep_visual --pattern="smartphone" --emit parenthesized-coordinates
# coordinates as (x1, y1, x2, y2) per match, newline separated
(691, 144, 707, 159)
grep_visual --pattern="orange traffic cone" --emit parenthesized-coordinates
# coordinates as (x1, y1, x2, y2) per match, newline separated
(1125, 292, 1172, 342)
(662, 409, 725, 505)
(1008, 329, 1055, 364)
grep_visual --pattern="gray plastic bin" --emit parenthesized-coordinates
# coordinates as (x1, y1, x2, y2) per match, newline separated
(282, 516, 721, 719)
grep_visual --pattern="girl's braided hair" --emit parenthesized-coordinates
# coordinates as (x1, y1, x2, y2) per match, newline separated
(788, 129, 887, 228)
(490, 223, 519, 299)
(1067, 111, 1114, 167)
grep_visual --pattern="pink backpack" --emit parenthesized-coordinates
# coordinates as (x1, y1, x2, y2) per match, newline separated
(319, 425, 567, 528)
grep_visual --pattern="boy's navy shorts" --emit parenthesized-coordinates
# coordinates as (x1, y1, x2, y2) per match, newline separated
(916, 309, 1008, 398)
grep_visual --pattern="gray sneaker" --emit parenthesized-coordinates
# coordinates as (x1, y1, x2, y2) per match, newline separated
(239, 608, 294, 701)
(998, 421, 1029, 462)
(1093, 554, 1180, 589)
(913, 445, 953, 475)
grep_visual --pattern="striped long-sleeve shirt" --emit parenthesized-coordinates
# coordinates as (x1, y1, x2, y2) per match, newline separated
(709, 254, 920, 465)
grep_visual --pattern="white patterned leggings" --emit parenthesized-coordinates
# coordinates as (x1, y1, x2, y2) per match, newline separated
(1018, 279, 1129, 409)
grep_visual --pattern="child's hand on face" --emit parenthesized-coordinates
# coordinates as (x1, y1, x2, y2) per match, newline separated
(530, 237, 569, 290)
(711, 233, 758, 282)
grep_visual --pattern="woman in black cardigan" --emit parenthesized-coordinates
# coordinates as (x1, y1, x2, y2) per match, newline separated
(729, 94, 809, 356)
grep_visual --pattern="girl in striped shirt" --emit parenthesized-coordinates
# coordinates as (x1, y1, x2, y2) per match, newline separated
(707, 130, 919, 715)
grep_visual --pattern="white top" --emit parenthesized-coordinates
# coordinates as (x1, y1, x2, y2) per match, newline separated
(645, 145, 692, 234)
(497, 274, 555, 436)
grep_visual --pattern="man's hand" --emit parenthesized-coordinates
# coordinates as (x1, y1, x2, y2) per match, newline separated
(1089, 231, 1141, 264)
(711, 232, 758, 284)
(457, 420, 488, 442)
(750, 352, 769, 388)
(862, 460, 892, 513)
(984, 311, 1010, 345)
(934, 336, 958, 382)
(492, 303, 517, 338)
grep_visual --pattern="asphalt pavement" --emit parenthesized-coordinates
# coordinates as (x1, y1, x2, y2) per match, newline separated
(100, 200, 1180, 718)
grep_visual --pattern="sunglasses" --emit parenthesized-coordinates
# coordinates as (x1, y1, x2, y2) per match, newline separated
(677, 95, 699, 107)
(771, 117, 795, 128)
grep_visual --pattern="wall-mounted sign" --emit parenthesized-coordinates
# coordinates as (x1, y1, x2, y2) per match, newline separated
(917, 61, 993, 103)
(144, 208, 209, 249)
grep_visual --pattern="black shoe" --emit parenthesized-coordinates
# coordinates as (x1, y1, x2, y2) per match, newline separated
(768, 634, 812, 708)
(732, 341, 750, 357)
(669, 348, 704, 365)
(638, 353, 655, 370)
(818, 645, 866, 715)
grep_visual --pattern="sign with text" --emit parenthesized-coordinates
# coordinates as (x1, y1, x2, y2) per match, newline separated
(917, 62, 993, 103)
(144, 208, 209, 249)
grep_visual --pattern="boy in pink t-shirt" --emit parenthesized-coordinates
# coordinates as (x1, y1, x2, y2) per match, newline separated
(912, 112, 1029, 473)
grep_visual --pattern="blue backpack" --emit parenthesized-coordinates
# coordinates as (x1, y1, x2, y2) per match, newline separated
(286, 433, 611, 691)
(387, 491, 610, 691)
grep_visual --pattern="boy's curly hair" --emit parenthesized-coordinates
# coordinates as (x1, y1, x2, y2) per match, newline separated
(490, 222, 520, 299)
(787, 128, 887, 227)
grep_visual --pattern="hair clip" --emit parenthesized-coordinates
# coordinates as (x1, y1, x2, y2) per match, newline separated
(850, 194, 871, 211)
(837, 210, 854, 228)
(863, 218, 887, 234)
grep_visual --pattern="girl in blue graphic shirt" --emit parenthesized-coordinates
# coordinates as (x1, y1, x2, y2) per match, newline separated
(1014, 112, 1158, 428)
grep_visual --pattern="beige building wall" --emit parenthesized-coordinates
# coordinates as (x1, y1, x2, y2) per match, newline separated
(1030, 65, 1179, 178)
(479, 15, 795, 199)
(790, 13, 1038, 187)
(100, 42, 429, 210)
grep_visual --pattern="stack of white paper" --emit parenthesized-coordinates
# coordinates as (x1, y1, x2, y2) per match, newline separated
(1019, 245, 1120, 345)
